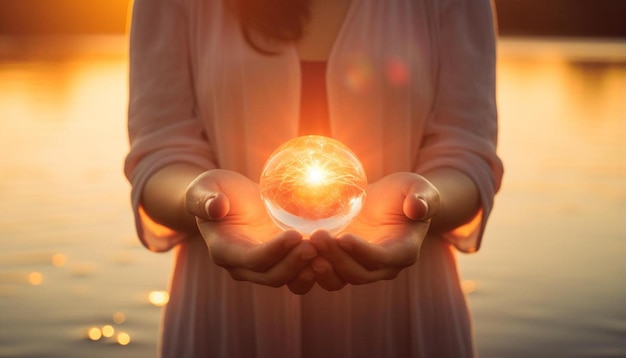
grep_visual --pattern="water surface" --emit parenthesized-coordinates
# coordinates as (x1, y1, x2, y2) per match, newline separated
(0, 36, 624, 357)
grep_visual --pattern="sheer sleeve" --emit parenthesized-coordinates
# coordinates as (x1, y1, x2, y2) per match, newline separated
(124, 0, 216, 252)
(416, 0, 504, 253)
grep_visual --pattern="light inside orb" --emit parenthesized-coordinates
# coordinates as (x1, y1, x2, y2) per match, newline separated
(305, 163, 328, 186)
(260, 135, 367, 235)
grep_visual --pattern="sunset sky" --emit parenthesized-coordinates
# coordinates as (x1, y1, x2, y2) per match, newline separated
(0, 0, 625, 37)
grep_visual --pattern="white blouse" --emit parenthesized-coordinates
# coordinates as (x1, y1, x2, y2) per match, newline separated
(125, 0, 503, 356)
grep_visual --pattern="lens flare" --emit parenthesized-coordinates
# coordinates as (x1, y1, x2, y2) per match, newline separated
(260, 136, 367, 235)
(385, 57, 410, 86)
(344, 56, 373, 92)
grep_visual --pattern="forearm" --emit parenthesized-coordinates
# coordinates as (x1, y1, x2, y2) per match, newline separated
(422, 167, 480, 234)
(142, 163, 206, 233)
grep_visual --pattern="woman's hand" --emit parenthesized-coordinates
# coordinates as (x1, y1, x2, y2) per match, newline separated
(309, 172, 440, 291)
(186, 169, 317, 294)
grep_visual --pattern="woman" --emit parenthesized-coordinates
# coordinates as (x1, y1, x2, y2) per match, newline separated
(125, 0, 503, 356)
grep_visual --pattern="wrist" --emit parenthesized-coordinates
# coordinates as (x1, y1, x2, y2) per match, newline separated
(421, 168, 480, 233)
(143, 163, 206, 233)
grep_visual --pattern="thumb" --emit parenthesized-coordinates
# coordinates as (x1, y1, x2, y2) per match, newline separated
(403, 195, 430, 221)
(202, 192, 230, 220)
(185, 174, 231, 220)
(403, 180, 440, 222)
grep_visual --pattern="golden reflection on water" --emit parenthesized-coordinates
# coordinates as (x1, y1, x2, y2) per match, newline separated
(0, 36, 172, 357)
(83, 312, 137, 346)
(459, 38, 626, 358)
(495, 39, 626, 195)
(86, 324, 132, 346)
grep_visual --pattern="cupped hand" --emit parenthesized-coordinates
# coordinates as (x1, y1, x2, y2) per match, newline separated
(186, 169, 317, 294)
(309, 172, 440, 290)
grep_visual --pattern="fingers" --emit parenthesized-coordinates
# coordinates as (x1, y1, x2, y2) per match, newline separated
(217, 230, 416, 290)
(208, 230, 302, 271)
(310, 232, 402, 285)
(336, 234, 385, 270)
(338, 234, 419, 270)
(311, 257, 346, 291)
(287, 266, 316, 295)
(309, 232, 349, 289)
(227, 240, 317, 288)
(242, 230, 306, 271)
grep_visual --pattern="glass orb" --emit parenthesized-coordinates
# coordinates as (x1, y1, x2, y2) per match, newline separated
(260, 135, 367, 235)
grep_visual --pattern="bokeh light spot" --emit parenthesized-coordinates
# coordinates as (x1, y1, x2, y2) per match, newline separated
(87, 327, 102, 341)
(101, 324, 115, 338)
(117, 332, 131, 346)
(28, 272, 43, 286)
(51, 253, 66, 267)
(149, 290, 169, 307)
(461, 280, 477, 294)
(385, 57, 410, 86)
(344, 57, 373, 92)
(112, 311, 126, 324)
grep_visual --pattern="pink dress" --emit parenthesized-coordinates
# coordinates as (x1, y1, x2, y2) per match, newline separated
(124, 0, 504, 356)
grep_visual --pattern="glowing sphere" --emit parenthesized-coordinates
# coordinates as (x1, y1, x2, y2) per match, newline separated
(260, 135, 367, 235)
